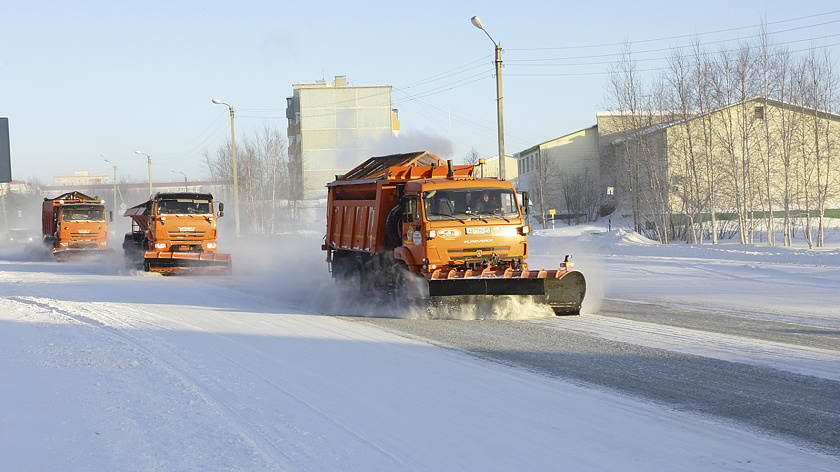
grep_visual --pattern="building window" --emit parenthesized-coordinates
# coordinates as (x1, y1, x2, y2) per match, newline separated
(755, 106, 764, 120)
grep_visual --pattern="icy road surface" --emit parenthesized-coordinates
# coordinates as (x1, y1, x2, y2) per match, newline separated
(1, 228, 839, 471)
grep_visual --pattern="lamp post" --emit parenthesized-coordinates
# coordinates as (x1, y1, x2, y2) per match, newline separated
(101, 154, 117, 216)
(471, 16, 506, 180)
(135, 151, 152, 196)
(212, 98, 240, 237)
(172, 171, 187, 192)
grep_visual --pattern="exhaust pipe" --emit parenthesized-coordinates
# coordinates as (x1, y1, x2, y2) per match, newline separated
(447, 160, 455, 178)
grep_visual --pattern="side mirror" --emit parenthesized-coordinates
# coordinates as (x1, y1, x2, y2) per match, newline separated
(109, 211, 113, 222)
(400, 196, 415, 223)
(521, 191, 530, 215)
(218, 202, 224, 217)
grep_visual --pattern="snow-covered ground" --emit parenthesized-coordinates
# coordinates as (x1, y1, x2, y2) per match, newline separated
(529, 221, 840, 382)
(1, 221, 838, 471)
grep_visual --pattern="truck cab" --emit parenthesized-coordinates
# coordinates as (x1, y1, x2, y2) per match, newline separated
(56, 203, 109, 248)
(42, 192, 114, 260)
(123, 192, 231, 274)
(145, 194, 220, 254)
(399, 180, 531, 276)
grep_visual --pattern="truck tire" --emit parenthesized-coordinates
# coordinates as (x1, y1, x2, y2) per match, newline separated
(122, 234, 145, 270)
(385, 205, 403, 247)
(332, 255, 362, 292)
(390, 260, 428, 309)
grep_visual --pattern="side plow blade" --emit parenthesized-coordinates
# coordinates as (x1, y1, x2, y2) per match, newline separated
(428, 270, 586, 315)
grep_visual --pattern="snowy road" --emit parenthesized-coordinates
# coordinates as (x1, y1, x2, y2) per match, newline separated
(1, 229, 839, 471)
(357, 300, 840, 457)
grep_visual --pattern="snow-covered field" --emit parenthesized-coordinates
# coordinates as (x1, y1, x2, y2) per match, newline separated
(1, 221, 838, 471)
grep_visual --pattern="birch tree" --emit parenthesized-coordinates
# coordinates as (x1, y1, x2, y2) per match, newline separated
(204, 124, 289, 235)
(527, 150, 560, 229)
(693, 38, 720, 243)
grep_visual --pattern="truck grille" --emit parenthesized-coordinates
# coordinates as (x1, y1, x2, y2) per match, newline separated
(69, 242, 101, 249)
(70, 231, 102, 242)
(168, 230, 206, 240)
(448, 246, 509, 257)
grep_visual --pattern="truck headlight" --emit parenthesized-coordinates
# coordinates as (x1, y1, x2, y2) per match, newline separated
(428, 230, 436, 239)
(154, 243, 167, 249)
(99, 241, 107, 246)
(518, 225, 531, 235)
(207, 242, 217, 249)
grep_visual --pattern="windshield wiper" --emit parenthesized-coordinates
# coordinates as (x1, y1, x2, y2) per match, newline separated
(429, 213, 466, 221)
(463, 214, 489, 223)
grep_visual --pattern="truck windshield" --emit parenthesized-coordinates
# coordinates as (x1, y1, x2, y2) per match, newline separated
(158, 199, 212, 215)
(423, 188, 520, 221)
(60, 205, 105, 222)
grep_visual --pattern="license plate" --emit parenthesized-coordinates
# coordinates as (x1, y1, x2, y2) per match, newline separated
(466, 227, 490, 234)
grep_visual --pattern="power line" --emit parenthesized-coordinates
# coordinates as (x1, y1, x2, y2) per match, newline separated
(504, 40, 840, 78)
(154, 115, 230, 166)
(393, 69, 494, 103)
(508, 9, 840, 52)
(507, 24, 840, 66)
(393, 57, 494, 90)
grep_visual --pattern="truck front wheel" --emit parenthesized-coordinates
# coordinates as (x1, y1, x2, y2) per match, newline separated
(390, 261, 428, 309)
(122, 234, 146, 270)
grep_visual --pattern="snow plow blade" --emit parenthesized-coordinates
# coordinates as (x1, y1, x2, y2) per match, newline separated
(428, 270, 586, 315)
(144, 252, 232, 275)
(54, 248, 116, 262)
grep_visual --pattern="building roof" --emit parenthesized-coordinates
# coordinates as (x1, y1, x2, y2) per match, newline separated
(607, 96, 840, 145)
(517, 125, 598, 156)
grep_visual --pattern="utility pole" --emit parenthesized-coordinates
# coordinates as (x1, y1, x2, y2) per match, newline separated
(472, 16, 506, 180)
(101, 155, 117, 216)
(135, 151, 152, 196)
(212, 98, 241, 237)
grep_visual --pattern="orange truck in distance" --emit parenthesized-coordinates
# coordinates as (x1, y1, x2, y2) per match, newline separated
(323, 151, 586, 315)
(42, 191, 115, 261)
(122, 192, 231, 275)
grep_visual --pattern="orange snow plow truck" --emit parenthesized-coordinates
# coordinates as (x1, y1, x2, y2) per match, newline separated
(323, 151, 586, 315)
(42, 191, 115, 261)
(122, 192, 231, 274)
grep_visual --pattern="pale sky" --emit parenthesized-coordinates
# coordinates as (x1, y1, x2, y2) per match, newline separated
(3, 1, 839, 185)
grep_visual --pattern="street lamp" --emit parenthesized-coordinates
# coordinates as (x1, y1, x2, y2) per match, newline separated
(135, 150, 152, 196)
(101, 154, 117, 216)
(471, 15, 506, 180)
(172, 170, 187, 192)
(212, 98, 241, 237)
